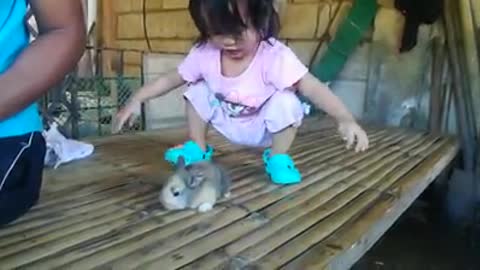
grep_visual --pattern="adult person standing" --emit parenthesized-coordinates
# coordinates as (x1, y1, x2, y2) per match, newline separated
(0, 0, 86, 226)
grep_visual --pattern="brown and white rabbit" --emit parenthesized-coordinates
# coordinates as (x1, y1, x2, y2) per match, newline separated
(159, 157, 231, 213)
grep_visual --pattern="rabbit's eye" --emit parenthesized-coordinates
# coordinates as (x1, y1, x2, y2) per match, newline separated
(171, 187, 181, 197)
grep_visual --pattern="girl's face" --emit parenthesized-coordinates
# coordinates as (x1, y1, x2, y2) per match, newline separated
(209, 27, 260, 60)
(191, 0, 279, 60)
(206, 1, 260, 60)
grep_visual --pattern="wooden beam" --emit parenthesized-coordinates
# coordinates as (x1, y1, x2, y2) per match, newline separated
(459, 0, 480, 135)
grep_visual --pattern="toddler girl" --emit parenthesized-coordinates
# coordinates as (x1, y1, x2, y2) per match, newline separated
(113, 0, 369, 185)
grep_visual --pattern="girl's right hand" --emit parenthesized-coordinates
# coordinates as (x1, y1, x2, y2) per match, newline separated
(112, 99, 141, 133)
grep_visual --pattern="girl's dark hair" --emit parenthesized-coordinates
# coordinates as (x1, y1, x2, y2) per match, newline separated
(189, 0, 280, 45)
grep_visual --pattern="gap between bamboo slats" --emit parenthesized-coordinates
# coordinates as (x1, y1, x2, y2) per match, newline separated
(0, 129, 352, 266)
(40, 125, 360, 213)
(0, 182, 152, 231)
(178, 134, 430, 269)
(214, 127, 348, 164)
(226, 132, 394, 209)
(35, 178, 136, 211)
(214, 129, 383, 199)
(205, 120, 339, 152)
(0, 191, 165, 266)
(223, 130, 391, 205)
(0, 192, 161, 250)
(41, 121, 336, 192)
(240, 132, 416, 212)
(31, 130, 394, 267)
(0, 127, 394, 270)
(28, 132, 370, 268)
(27, 127, 342, 225)
(41, 161, 127, 191)
(216, 127, 352, 166)
(6, 201, 203, 270)
(215, 128, 348, 168)
(227, 137, 434, 258)
(252, 139, 452, 269)
(280, 138, 458, 270)
(229, 131, 401, 211)
(18, 181, 153, 223)
(124, 132, 424, 269)
(222, 129, 389, 200)
(235, 128, 386, 170)
(0, 183, 155, 238)
(39, 170, 138, 202)
(26, 208, 234, 270)
(0, 192, 159, 249)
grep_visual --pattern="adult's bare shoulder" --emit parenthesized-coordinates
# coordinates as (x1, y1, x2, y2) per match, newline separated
(29, 0, 85, 34)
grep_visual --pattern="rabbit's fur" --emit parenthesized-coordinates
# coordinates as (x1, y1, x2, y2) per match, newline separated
(159, 157, 231, 213)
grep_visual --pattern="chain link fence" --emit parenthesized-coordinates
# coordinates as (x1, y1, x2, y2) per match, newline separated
(40, 47, 146, 139)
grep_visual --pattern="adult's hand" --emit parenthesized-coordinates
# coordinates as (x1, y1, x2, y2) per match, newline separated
(0, 0, 86, 121)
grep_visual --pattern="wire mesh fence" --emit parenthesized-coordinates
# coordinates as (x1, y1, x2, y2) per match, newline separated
(39, 46, 319, 140)
(40, 47, 146, 139)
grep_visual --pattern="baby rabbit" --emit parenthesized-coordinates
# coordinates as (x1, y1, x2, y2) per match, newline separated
(159, 157, 231, 213)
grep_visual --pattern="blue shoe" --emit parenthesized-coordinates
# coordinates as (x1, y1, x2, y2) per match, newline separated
(263, 149, 301, 185)
(164, 140, 213, 167)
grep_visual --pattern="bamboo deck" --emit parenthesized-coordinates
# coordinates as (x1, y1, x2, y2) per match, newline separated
(0, 118, 459, 270)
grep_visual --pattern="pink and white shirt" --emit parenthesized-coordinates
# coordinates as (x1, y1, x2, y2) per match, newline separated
(178, 38, 309, 118)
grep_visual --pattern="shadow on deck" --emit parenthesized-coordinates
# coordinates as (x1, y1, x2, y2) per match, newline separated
(0, 118, 459, 269)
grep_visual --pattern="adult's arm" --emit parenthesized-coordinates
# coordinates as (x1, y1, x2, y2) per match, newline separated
(0, 0, 86, 120)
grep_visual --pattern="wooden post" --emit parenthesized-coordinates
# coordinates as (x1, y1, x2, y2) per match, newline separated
(471, 0, 480, 28)
(98, 0, 116, 76)
(429, 37, 445, 134)
(458, 0, 480, 135)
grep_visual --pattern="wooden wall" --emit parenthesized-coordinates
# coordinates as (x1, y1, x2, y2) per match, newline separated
(99, 0, 360, 76)
(97, 0, 445, 133)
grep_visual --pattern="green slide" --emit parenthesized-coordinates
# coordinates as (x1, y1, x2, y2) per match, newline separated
(303, 0, 378, 114)
(312, 0, 378, 82)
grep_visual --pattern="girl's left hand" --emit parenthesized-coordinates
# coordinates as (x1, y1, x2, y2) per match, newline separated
(338, 120, 369, 152)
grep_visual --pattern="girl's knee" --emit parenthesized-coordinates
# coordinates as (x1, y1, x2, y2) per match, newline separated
(268, 91, 303, 112)
(184, 81, 216, 123)
(266, 91, 304, 121)
(264, 91, 304, 133)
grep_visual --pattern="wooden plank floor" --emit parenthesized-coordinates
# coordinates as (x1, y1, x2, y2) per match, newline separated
(0, 118, 459, 270)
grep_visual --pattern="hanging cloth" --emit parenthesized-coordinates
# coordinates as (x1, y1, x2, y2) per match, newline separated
(394, 0, 444, 52)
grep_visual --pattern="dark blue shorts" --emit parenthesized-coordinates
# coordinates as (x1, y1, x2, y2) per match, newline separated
(0, 132, 46, 226)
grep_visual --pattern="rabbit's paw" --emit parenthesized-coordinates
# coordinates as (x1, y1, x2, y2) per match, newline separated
(197, 203, 213, 213)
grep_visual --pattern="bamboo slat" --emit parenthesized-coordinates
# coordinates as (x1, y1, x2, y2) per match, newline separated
(0, 119, 458, 270)
(15, 129, 372, 268)
(20, 209, 196, 270)
(0, 184, 155, 238)
(180, 134, 429, 269)
(253, 140, 452, 269)
(0, 193, 158, 249)
(135, 134, 423, 269)
(281, 138, 458, 270)
(87, 133, 386, 268)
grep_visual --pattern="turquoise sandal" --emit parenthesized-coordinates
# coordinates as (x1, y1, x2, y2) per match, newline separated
(263, 149, 302, 185)
(164, 140, 214, 167)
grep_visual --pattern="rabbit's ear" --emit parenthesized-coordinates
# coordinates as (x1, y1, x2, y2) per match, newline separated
(219, 166, 231, 194)
(177, 156, 186, 169)
(188, 175, 204, 188)
(187, 176, 197, 188)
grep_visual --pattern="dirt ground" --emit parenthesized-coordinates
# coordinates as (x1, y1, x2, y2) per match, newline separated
(352, 196, 480, 270)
